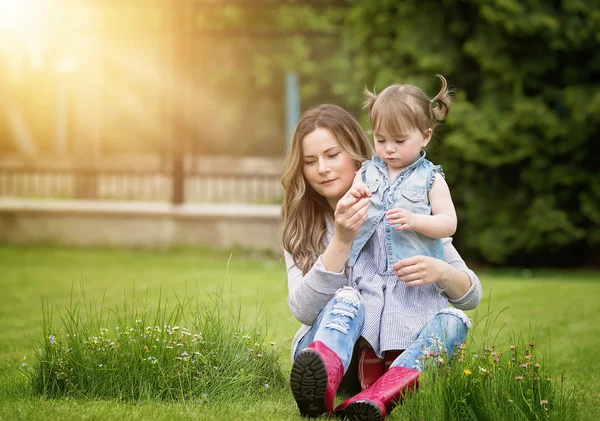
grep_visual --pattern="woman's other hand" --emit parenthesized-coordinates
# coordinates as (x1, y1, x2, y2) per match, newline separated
(392, 255, 472, 299)
(391, 255, 450, 287)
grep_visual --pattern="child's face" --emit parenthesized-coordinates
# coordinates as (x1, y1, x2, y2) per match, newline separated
(373, 126, 431, 172)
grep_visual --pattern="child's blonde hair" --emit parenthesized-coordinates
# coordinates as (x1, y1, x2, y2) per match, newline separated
(364, 75, 451, 138)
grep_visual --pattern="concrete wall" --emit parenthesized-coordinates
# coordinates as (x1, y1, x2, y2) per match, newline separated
(0, 199, 282, 253)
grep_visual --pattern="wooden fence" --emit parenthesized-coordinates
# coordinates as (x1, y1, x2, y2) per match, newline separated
(0, 166, 283, 204)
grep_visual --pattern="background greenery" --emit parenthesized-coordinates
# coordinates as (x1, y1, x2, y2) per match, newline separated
(1, 1, 598, 265)
(0, 245, 598, 420)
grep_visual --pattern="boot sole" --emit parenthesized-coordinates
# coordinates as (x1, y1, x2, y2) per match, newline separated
(344, 400, 383, 421)
(290, 349, 328, 418)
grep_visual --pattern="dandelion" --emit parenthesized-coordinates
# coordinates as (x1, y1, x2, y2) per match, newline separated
(463, 369, 472, 375)
(49, 335, 56, 345)
(515, 375, 523, 381)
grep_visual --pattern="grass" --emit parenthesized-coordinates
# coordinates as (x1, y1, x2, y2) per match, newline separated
(0, 245, 599, 420)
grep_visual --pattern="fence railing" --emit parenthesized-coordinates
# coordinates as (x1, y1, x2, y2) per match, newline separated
(0, 166, 283, 204)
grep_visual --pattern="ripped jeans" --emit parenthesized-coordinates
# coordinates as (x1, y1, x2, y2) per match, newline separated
(294, 287, 470, 374)
(295, 287, 364, 372)
(390, 308, 470, 371)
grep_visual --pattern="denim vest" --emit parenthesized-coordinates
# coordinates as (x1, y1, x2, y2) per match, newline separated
(348, 151, 444, 269)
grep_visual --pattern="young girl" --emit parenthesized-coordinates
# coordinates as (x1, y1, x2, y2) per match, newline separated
(349, 75, 460, 389)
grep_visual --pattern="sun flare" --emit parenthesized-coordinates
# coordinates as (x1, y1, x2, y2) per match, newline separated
(0, 0, 46, 34)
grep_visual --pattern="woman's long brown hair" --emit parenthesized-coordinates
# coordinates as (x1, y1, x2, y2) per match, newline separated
(281, 104, 372, 275)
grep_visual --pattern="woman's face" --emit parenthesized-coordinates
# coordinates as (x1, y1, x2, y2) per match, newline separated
(302, 127, 356, 209)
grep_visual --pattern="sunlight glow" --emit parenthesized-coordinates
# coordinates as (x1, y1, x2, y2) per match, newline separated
(0, 0, 42, 32)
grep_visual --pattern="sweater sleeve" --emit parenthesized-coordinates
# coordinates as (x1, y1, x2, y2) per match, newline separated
(442, 238, 483, 310)
(285, 250, 349, 326)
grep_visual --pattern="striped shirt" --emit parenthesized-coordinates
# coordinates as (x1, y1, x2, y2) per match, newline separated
(351, 221, 449, 356)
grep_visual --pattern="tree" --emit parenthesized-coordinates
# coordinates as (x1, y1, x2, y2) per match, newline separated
(341, 0, 600, 265)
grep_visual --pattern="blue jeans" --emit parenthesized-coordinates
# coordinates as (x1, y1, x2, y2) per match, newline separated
(295, 287, 365, 373)
(295, 288, 470, 374)
(390, 308, 470, 370)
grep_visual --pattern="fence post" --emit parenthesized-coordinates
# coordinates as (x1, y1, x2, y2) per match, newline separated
(171, 0, 188, 205)
(285, 71, 300, 153)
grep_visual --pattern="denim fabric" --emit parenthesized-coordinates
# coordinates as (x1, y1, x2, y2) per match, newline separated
(294, 287, 365, 373)
(348, 151, 444, 269)
(390, 308, 471, 371)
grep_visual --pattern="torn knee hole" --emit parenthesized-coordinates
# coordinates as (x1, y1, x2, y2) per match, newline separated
(335, 288, 360, 307)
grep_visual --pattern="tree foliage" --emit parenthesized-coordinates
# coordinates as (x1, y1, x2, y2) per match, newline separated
(340, 0, 600, 265)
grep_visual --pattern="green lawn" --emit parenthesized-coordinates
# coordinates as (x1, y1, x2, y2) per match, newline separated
(0, 245, 598, 420)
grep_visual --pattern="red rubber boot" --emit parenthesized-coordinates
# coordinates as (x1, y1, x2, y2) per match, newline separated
(290, 341, 344, 417)
(358, 347, 385, 390)
(334, 366, 420, 421)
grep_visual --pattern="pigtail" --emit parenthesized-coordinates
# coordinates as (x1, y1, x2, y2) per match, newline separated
(363, 87, 378, 114)
(431, 74, 451, 122)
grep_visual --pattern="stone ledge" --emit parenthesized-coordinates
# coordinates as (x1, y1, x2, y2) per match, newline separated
(0, 198, 283, 252)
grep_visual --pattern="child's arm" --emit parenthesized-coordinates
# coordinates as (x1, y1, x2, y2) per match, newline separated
(387, 173, 457, 238)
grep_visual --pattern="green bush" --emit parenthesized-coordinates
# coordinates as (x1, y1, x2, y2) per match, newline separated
(340, 0, 600, 265)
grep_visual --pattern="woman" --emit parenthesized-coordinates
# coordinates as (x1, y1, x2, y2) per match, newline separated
(281, 104, 482, 421)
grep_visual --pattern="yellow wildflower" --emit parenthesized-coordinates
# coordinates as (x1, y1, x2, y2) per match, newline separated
(464, 369, 472, 375)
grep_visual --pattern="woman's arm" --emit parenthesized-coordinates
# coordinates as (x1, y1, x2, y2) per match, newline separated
(390, 238, 482, 310)
(286, 250, 349, 326)
(287, 185, 371, 325)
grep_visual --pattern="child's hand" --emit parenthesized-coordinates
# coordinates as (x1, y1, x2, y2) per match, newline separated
(386, 208, 417, 231)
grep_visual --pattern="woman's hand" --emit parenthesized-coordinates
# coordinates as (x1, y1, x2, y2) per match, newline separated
(391, 255, 451, 287)
(334, 185, 370, 244)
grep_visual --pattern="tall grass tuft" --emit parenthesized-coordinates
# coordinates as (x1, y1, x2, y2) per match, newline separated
(22, 285, 285, 402)
(393, 308, 582, 420)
